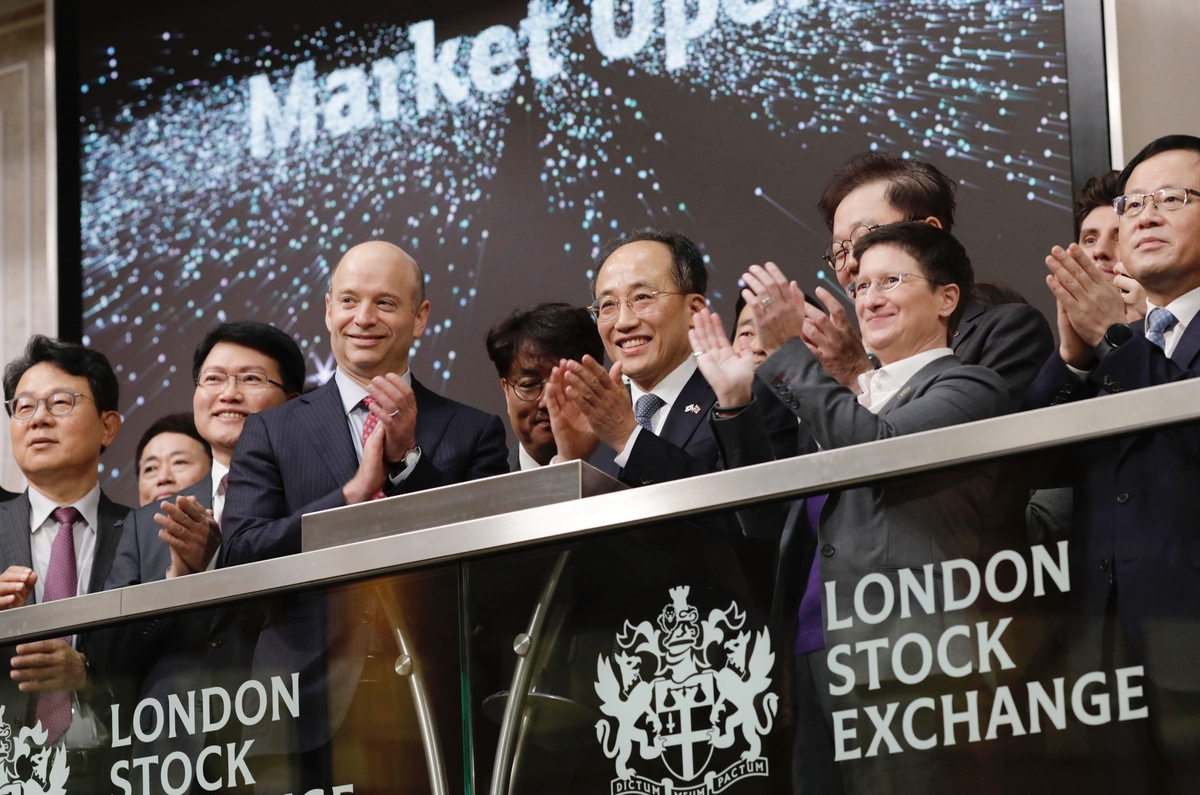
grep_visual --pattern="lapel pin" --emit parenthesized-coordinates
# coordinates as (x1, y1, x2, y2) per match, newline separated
(897, 386, 912, 400)
(685, 403, 701, 414)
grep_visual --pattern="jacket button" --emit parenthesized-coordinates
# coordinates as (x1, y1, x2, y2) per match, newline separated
(821, 544, 835, 558)
(1116, 492, 1130, 504)
(360, 611, 372, 624)
(1099, 558, 1111, 573)
(639, 476, 653, 485)
(209, 639, 223, 649)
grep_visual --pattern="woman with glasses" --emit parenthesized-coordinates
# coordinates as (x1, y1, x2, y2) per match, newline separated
(689, 222, 1018, 795)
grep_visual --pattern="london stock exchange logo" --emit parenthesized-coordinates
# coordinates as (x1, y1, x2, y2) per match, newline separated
(0, 708, 69, 795)
(594, 586, 777, 795)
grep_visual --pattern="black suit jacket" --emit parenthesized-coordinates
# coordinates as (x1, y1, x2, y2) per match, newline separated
(217, 374, 508, 754)
(953, 300, 1054, 410)
(1024, 319, 1200, 688)
(0, 490, 130, 731)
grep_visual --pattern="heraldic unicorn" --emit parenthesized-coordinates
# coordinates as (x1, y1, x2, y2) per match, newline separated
(594, 586, 777, 794)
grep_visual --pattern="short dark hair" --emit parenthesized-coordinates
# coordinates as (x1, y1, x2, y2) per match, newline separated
(135, 412, 212, 466)
(818, 152, 957, 233)
(1073, 170, 1121, 239)
(731, 294, 750, 343)
(970, 282, 1029, 308)
(853, 222, 974, 335)
(192, 322, 307, 395)
(4, 335, 119, 415)
(1117, 134, 1200, 193)
(594, 228, 708, 297)
(485, 303, 605, 378)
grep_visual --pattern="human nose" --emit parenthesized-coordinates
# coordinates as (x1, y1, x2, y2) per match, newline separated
(613, 299, 639, 328)
(217, 377, 244, 398)
(27, 400, 54, 426)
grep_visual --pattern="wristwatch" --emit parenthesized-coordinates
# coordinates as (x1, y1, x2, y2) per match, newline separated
(1094, 323, 1133, 361)
(388, 446, 421, 475)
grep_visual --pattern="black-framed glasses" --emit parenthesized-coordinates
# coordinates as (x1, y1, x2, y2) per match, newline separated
(1114, 187, 1200, 217)
(5, 392, 93, 421)
(589, 291, 684, 322)
(195, 371, 286, 391)
(846, 272, 945, 300)
(823, 224, 886, 271)
(507, 378, 548, 402)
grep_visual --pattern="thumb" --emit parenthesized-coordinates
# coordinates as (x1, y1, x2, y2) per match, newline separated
(609, 361, 623, 383)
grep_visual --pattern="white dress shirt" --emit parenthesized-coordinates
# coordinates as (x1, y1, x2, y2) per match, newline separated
(27, 484, 100, 605)
(334, 368, 420, 482)
(1144, 283, 1200, 358)
(856, 348, 954, 414)
(613, 355, 700, 468)
(518, 444, 543, 471)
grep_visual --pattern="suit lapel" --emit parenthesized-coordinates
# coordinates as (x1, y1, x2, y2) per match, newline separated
(90, 493, 130, 594)
(181, 474, 214, 511)
(296, 379, 360, 484)
(0, 494, 33, 572)
(659, 369, 715, 450)
(1171, 315, 1200, 370)
(877, 356, 958, 416)
(412, 377, 454, 455)
(950, 302, 983, 354)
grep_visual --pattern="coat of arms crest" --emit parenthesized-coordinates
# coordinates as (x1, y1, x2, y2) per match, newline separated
(594, 586, 777, 794)
(0, 708, 69, 795)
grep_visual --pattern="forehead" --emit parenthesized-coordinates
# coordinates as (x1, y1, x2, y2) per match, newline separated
(595, 241, 675, 294)
(833, 180, 903, 234)
(15, 362, 91, 396)
(141, 431, 204, 460)
(331, 249, 415, 296)
(1080, 205, 1119, 231)
(736, 304, 755, 326)
(201, 342, 281, 375)
(509, 347, 557, 377)
(1126, 150, 1200, 193)
(857, 243, 922, 276)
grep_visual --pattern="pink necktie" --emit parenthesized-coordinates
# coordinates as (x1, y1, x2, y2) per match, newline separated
(360, 397, 387, 501)
(36, 506, 81, 743)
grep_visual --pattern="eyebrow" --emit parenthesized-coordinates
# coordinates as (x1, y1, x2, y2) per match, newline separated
(597, 279, 661, 296)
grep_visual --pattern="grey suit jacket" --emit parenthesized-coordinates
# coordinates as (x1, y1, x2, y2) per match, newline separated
(0, 489, 130, 729)
(715, 339, 1014, 684)
(105, 474, 213, 590)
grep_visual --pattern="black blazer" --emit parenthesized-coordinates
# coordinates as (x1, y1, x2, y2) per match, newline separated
(953, 300, 1055, 410)
(217, 374, 508, 754)
(1024, 319, 1200, 688)
(0, 490, 130, 731)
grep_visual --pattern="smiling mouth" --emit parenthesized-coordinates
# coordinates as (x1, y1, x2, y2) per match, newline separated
(617, 337, 651, 350)
(214, 411, 246, 420)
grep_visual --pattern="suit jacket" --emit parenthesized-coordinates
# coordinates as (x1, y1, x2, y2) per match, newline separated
(591, 368, 800, 486)
(0, 490, 130, 730)
(105, 474, 212, 590)
(1024, 320, 1200, 688)
(217, 374, 508, 754)
(952, 300, 1055, 411)
(713, 339, 1014, 684)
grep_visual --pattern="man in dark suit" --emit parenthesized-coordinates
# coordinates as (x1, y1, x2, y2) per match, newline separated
(546, 229, 796, 485)
(1025, 135, 1200, 793)
(799, 151, 1054, 409)
(218, 241, 508, 788)
(485, 302, 606, 471)
(0, 336, 131, 783)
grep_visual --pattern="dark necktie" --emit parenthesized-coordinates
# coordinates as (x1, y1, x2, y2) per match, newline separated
(36, 506, 82, 743)
(1146, 308, 1179, 352)
(217, 474, 228, 528)
(634, 393, 666, 432)
(360, 397, 388, 500)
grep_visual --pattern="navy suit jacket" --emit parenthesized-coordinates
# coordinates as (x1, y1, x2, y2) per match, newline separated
(0, 490, 130, 731)
(217, 374, 508, 754)
(1024, 319, 1200, 687)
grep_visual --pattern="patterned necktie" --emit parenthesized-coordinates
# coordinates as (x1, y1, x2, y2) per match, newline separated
(634, 393, 666, 432)
(1146, 308, 1179, 352)
(216, 474, 229, 528)
(360, 397, 388, 500)
(36, 507, 82, 744)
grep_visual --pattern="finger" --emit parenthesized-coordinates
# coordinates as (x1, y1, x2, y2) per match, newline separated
(173, 496, 209, 523)
(563, 370, 602, 405)
(578, 355, 611, 381)
(741, 269, 772, 298)
(1045, 256, 1083, 295)
(0, 566, 34, 583)
(609, 361, 623, 384)
(14, 640, 55, 656)
(1066, 243, 1106, 284)
(762, 262, 792, 289)
(161, 500, 203, 528)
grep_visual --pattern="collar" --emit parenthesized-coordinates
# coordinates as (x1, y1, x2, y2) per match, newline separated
(28, 483, 101, 535)
(211, 460, 230, 492)
(1145, 283, 1200, 333)
(518, 444, 544, 470)
(857, 347, 954, 396)
(334, 367, 412, 415)
(626, 355, 699, 408)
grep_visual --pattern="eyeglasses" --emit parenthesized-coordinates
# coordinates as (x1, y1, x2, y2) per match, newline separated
(846, 272, 945, 300)
(195, 371, 286, 391)
(508, 378, 547, 402)
(6, 392, 93, 421)
(589, 291, 684, 322)
(1113, 187, 1200, 217)
(823, 224, 886, 271)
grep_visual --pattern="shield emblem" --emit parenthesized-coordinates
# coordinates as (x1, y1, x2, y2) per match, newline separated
(654, 672, 715, 781)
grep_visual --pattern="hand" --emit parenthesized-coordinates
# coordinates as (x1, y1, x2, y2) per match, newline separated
(1054, 298, 1094, 370)
(802, 287, 872, 392)
(688, 308, 755, 407)
(10, 639, 88, 692)
(544, 366, 601, 462)
(1045, 244, 1126, 347)
(561, 356, 639, 454)
(366, 374, 418, 464)
(343, 418, 388, 504)
(157, 495, 221, 577)
(0, 566, 36, 610)
(741, 263, 806, 355)
(1113, 262, 1148, 322)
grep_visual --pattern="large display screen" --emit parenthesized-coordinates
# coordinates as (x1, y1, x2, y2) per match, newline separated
(73, 0, 1073, 501)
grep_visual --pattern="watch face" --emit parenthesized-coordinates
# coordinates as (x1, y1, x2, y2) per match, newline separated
(1107, 323, 1135, 346)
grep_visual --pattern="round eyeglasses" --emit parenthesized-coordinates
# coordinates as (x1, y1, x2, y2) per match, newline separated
(6, 392, 93, 421)
(823, 224, 885, 271)
(846, 272, 945, 300)
(508, 378, 548, 402)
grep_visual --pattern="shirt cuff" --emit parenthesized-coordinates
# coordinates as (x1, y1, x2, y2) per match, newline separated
(1064, 363, 1094, 380)
(388, 449, 421, 484)
(612, 426, 642, 469)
